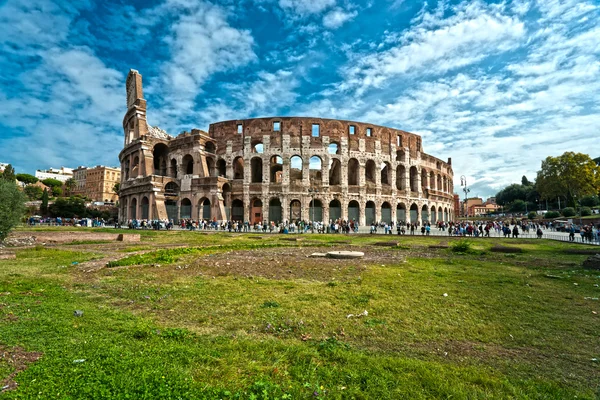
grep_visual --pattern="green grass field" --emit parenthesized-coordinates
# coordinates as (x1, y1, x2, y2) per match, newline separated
(1, 229, 599, 399)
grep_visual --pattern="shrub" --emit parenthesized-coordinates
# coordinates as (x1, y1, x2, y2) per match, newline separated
(0, 180, 26, 241)
(261, 300, 280, 308)
(562, 207, 576, 217)
(581, 207, 592, 216)
(544, 211, 560, 218)
(527, 211, 537, 220)
(450, 239, 472, 253)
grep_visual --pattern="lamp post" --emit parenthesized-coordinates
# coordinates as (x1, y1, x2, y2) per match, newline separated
(460, 175, 470, 222)
(308, 187, 318, 232)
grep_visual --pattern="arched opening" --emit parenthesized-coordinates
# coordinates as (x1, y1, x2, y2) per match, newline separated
(268, 198, 282, 224)
(309, 199, 323, 222)
(206, 157, 215, 177)
(329, 158, 341, 185)
(251, 157, 263, 183)
(396, 203, 406, 222)
(431, 206, 437, 223)
(290, 156, 303, 182)
(290, 199, 301, 222)
(170, 159, 177, 178)
(217, 159, 226, 177)
(348, 158, 359, 185)
(182, 154, 194, 175)
(141, 197, 149, 220)
(180, 198, 192, 219)
(132, 156, 140, 177)
(166, 200, 178, 222)
(153, 143, 169, 176)
(396, 149, 405, 162)
(421, 169, 428, 190)
(365, 201, 376, 225)
(124, 159, 130, 180)
(233, 157, 244, 179)
(231, 199, 244, 221)
(430, 171, 436, 190)
(270, 155, 283, 184)
(421, 205, 429, 223)
(381, 202, 391, 223)
(437, 175, 442, 192)
(365, 160, 376, 184)
(381, 162, 390, 186)
(329, 199, 341, 221)
(409, 166, 418, 192)
(130, 197, 137, 220)
(198, 198, 211, 220)
(438, 208, 443, 222)
(251, 141, 263, 154)
(409, 203, 418, 223)
(443, 177, 448, 193)
(348, 200, 360, 222)
(251, 198, 263, 224)
(396, 165, 405, 190)
(165, 181, 179, 197)
(309, 156, 322, 183)
(205, 142, 216, 154)
(444, 207, 449, 222)
(328, 142, 340, 155)
(222, 183, 231, 220)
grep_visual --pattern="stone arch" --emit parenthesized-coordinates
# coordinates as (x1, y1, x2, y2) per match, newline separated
(153, 143, 169, 176)
(122, 198, 128, 221)
(170, 158, 177, 178)
(421, 169, 428, 190)
(132, 156, 140, 177)
(431, 205, 437, 223)
(270, 155, 283, 183)
(396, 165, 405, 190)
(409, 203, 418, 223)
(141, 196, 149, 220)
(205, 142, 216, 154)
(289, 199, 302, 222)
(421, 204, 429, 223)
(217, 158, 226, 177)
(198, 197, 211, 220)
(251, 157, 263, 183)
(290, 155, 303, 182)
(251, 140, 263, 154)
(430, 171, 436, 190)
(396, 149, 405, 162)
(231, 199, 244, 221)
(329, 158, 341, 185)
(182, 154, 194, 175)
(365, 160, 376, 184)
(328, 142, 340, 155)
(329, 199, 341, 221)
(251, 198, 263, 224)
(365, 201, 376, 225)
(206, 157, 215, 178)
(180, 198, 192, 219)
(437, 174, 442, 192)
(233, 156, 244, 179)
(444, 207, 449, 222)
(381, 162, 391, 186)
(309, 198, 323, 222)
(309, 156, 322, 182)
(438, 207, 443, 222)
(381, 201, 391, 223)
(396, 202, 406, 222)
(348, 200, 360, 222)
(325, 119, 344, 133)
(268, 197, 282, 224)
(348, 158, 359, 185)
(409, 166, 418, 192)
(130, 197, 137, 220)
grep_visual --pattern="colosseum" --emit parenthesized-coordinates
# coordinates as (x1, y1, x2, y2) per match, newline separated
(119, 69, 455, 226)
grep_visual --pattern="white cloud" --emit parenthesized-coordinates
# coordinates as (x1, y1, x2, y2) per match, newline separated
(323, 8, 357, 29)
(278, 0, 336, 16)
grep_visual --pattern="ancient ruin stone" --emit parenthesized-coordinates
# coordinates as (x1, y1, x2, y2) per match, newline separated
(582, 254, 600, 270)
(326, 251, 364, 259)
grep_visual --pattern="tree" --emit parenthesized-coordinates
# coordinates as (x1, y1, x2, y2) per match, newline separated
(24, 185, 43, 200)
(536, 152, 600, 207)
(40, 188, 49, 216)
(113, 182, 120, 194)
(16, 173, 38, 184)
(521, 176, 532, 186)
(41, 178, 63, 188)
(510, 199, 527, 212)
(64, 178, 77, 196)
(594, 156, 600, 166)
(1, 164, 16, 182)
(52, 187, 63, 197)
(581, 207, 592, 216)
(0, 180, 26, 241)
(580, 195, 600, 207)
(562, 207, 576, 217)
(545, 211, 560, 218)
(48, 197, 86, 218)
(496, 184, 532, 206)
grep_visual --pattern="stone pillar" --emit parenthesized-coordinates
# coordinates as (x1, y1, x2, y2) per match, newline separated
(404, 166, 410, 196)
(359, 203, 366, 226)
(416, 168, 422, 197)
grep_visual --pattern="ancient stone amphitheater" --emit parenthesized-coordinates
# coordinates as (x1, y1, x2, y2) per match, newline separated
(119, 70, 455, 225)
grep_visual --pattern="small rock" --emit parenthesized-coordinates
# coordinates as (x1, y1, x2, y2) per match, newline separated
(73, 310, 83, 317)
(443, 293, 448, 297)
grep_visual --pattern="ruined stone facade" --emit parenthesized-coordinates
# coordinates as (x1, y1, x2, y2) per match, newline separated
(119, 70, 455, 225)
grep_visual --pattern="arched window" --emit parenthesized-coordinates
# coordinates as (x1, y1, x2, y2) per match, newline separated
(309, 156, 322, 182)
(348, 158, 359, 185)
(153, 144, 169, 176)
(270, 156, 283, 183)
(290, 156, 303, 182)
(365, 160, 376, 184)
(251, 157, 263, 183)
(182, 155, 194, 175)
(233, 157, 244, 179)
(329, 158, 341, 185)
(328, 142, 340, 155)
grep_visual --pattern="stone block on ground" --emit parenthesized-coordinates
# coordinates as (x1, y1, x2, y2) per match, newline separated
(582, 254, 600, 270)
(0, 254, 16, 260)
(116, 234, 141, 242)
(326, 251, 364, 259)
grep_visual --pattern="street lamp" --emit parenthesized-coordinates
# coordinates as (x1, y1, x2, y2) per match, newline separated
(308, 187, 318, 232)
(460, 175, 470, 222)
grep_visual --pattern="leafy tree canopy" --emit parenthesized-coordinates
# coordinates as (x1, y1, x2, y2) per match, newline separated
(521, 175, 532, 186)
(0, 180, 26, 241)
(24, 185, 43, 200)
(41, 178, 63, 188)
(1, 164, 16, 182)
(41, 188, 49, 216)
(580, 195, 600, 207)
(48, 197, 86, 218)
(16, 173, 38, 184)
(536, 152, 600, 207)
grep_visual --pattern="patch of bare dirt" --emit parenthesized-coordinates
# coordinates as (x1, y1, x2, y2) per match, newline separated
(0, 346, 43, 393)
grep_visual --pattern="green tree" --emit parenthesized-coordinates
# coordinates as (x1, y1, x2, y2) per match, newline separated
(510, 199, 527, 212)
(1, 164, 16, 182)
(594, 156, 600, 166)
(40, 188, 49, 216)
(16, 173, 38, 184)
(562, 207, 576, 217)
(0, 180, 26, 241)
(113, 182, 120, 194)
(41, 178, 63, 189)
(496, 184, 532, 206)
(527, 211, 537, 219)
(544, 211, 560, 218)
(24, 185, 43, 200)
(52, 187, 63, 197)
(536, 152, 600, 207)
(521, 175, 532, 186)
(64, 178, 77, 196)
(581, 207, 592, 216)
(48, 197, 86, 218)
(580, 195, 600, 207)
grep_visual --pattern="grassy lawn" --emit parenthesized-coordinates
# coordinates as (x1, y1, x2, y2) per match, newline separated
(1, 229, 599, 399)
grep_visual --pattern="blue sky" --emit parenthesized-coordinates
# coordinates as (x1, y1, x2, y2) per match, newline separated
(0, 0, 598, 198)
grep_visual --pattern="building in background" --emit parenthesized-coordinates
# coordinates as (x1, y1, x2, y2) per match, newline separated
(454, 194, 460, 218)
(72, 167, 88, 197)
(84, 166, 120, 203)
(35, 167, 73, 182)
